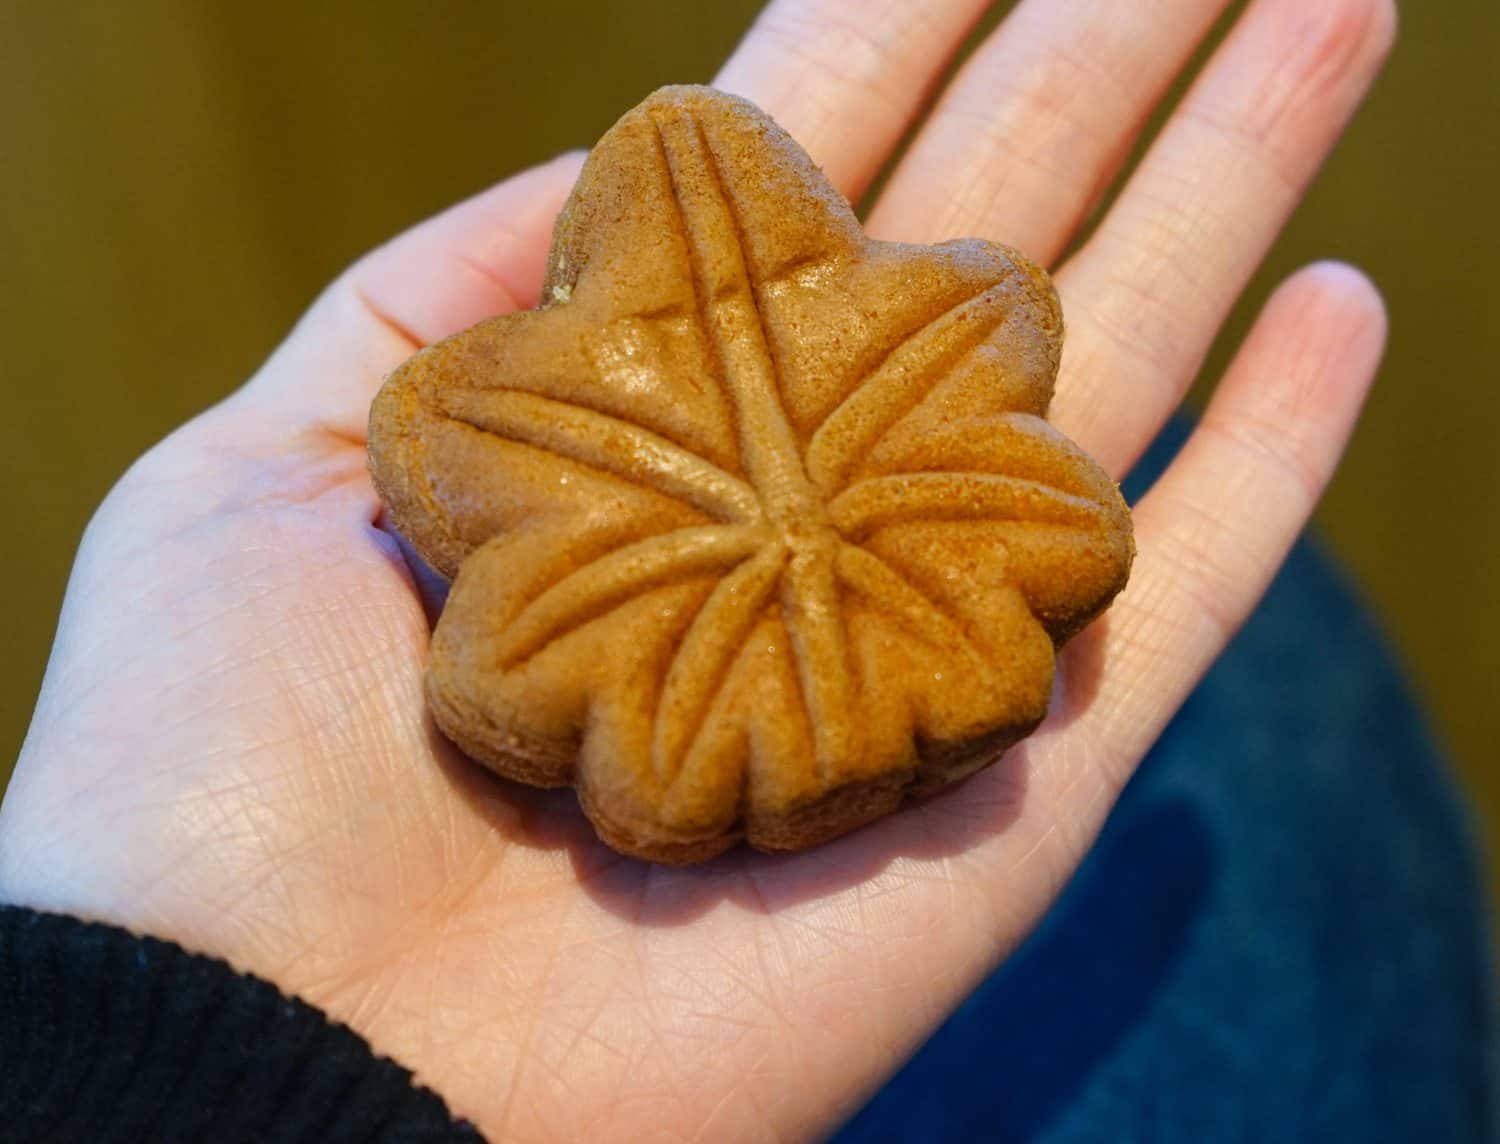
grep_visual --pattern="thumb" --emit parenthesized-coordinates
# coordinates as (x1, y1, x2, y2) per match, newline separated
(227, 150, 585, 447)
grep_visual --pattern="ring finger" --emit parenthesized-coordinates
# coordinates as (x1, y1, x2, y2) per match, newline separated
(1052, 0, 1397, 476)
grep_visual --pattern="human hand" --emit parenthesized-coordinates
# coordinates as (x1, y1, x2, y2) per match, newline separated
(0, 0, 1396, 1140)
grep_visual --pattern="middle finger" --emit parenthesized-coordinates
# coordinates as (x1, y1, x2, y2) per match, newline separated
(715, 0, 995, 201)
(867, 0, 1235, 259)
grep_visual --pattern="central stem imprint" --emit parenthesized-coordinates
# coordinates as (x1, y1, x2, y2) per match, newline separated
(654, 111, 822, 527)
(654, 108, 859, 776)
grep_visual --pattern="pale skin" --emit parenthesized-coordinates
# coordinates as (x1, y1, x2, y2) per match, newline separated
(0, 0, 1397, 1139)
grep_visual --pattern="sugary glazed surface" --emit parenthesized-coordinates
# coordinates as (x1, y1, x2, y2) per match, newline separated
(368, 85, 1134, 863)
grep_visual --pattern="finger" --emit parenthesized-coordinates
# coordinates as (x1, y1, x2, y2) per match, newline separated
(1072, 262, 1386, 791)
(1052, 0, 1397, 477)
(235, 152, 584, 438)
(757, 266, 1384, 995)
(713, 263, 1377, 1129)
(924, 264, 1385, 941)
(867, 0, 1233, 257)
(714, 0, 994, 201)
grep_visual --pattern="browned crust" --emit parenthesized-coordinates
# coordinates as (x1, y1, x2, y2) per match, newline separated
(367, 84, 1134, 865)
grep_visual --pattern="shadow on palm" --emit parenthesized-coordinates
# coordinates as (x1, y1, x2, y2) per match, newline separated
(421, 617, 1117, 927)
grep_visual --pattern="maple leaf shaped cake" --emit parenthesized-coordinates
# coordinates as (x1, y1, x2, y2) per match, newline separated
(368, 85, 1134, 864)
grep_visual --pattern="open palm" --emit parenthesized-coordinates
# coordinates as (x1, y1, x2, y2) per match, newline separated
(0, 0, 1395, 1140)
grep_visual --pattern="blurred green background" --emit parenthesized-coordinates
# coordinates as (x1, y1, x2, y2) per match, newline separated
(2, 2, 1496, 895)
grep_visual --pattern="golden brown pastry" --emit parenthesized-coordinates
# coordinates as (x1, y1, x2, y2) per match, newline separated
(368, 85, 1133, 864)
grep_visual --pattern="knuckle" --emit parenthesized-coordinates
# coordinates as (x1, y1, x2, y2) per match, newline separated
(944, 37, 1121, 169)
(1197, 413, 1325, 520)
(1073, 247, 1203, 385)
(1143, 503, 1251, 645)
(753, 0, 901, 84)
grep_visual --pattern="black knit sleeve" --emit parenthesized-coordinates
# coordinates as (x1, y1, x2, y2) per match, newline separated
(0, 905, 485, 1143)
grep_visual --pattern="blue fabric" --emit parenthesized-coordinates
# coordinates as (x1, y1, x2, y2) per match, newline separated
(834, 423, 1497, 1143)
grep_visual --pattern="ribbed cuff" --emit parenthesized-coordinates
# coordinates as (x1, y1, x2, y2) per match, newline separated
(0, 905, 483, 1143)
